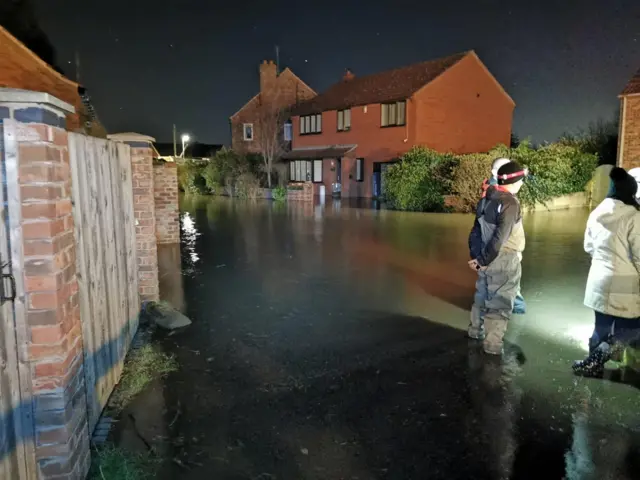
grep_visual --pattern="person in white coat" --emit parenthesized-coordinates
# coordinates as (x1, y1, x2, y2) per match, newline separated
(573, 167, 640, 377)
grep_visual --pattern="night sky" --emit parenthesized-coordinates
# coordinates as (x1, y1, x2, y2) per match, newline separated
(33, 0, 639, 145)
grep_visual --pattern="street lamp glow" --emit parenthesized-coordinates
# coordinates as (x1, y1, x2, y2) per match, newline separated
(180, 134, 190, 158)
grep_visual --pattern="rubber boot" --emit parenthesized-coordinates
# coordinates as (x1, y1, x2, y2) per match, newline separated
(573, 340, 620, 378)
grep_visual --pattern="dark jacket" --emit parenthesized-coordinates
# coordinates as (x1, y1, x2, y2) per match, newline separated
(469, 187, 525, 267)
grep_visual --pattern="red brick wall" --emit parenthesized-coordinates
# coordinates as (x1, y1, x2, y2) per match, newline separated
(131, 147, 159, 301)
(291, 103, 415, 198)
(10, 121, 90, 479)
(153, 162, 180, 244)
(0, 27, 83, 131)
(292, 103, 413, 160)
(413, 53, 514, 153)
(619, 96, 640, 169)
(231, 67, 316, 153)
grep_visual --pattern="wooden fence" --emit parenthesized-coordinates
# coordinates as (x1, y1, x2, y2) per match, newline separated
(68, 133, 139, 431)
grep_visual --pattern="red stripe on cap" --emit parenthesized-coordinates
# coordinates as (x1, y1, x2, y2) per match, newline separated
(498, 170, 526, 180)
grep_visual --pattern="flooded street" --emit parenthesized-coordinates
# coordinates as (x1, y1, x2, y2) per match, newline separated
(159, 196, 640, 480)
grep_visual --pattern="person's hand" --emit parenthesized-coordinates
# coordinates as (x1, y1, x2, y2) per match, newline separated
(468, 259, 486, 272)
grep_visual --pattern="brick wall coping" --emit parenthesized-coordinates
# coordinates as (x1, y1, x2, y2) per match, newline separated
(0, 87, 75, 114)
(107, 132, 156, 143)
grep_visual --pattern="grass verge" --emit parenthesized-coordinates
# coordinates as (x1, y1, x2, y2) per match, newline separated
(89, 444, 161, 480)
(109, 343, 178, 413)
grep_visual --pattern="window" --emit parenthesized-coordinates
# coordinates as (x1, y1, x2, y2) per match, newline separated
(356, 158, 364, 182)
(381, 101, 406, 127)
(284, 121, 292, 141)
(300, 114, 322, 134)
(337, 109, 351, 131)
(313, 160, 323, 183)
(243, 123, 254, 141)
(289, 160, 313, 182)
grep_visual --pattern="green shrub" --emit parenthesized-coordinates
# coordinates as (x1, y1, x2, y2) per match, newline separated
(449, 142, 598, 211)
(272, 185, 287, 202)
(450, 153, 494, 212)
(177, 159, 208, 194)
(383, 147, 456, 212)
(235, 172, 263, 199)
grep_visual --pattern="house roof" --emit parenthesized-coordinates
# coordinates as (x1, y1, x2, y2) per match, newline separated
(291, 51, 470, 116)
(282, 145, 357, 160)
(230, 67, 317, 119)
(621, 68, 640, 96)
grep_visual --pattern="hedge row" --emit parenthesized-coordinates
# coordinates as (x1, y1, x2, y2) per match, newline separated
(383, 143, 598, 212)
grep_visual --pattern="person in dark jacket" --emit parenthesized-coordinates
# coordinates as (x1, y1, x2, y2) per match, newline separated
(468, 161, 527, 355)
(481, 158, 527, 315)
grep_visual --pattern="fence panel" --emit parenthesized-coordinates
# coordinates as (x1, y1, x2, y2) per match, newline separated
(69, 133, 139, 432)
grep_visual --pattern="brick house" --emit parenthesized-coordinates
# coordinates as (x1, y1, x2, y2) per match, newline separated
(230, 60, 316, 154)
(0, 25, 105, 136)
(618, 68, 640, 169)
(286, 51, 514, 198)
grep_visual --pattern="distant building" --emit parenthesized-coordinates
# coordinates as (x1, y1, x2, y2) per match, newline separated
(154, 142, 222, 162)
(618, 68, 640, 169)
(285, 51, 514, 198)
(230, 60, 316, 154)
(0, 25, 105, 136)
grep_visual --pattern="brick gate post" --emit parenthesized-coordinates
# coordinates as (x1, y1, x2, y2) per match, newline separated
(0, 88, 90, 479)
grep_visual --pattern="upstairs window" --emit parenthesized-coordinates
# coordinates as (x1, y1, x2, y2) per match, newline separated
(243, 123, 254, 141)
(381, 101, 406, 127)
(300, 114, 322, 135)
(337, 109, 351, 131)
(284, 121, 292, 141)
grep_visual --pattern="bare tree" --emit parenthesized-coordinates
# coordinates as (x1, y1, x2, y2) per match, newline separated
(255, 93, 289, 188)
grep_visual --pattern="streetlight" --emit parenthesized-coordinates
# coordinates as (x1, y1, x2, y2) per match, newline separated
(180, 134, 190, 158)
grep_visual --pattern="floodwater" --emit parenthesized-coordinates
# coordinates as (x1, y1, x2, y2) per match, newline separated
(157, 196, 640, 480)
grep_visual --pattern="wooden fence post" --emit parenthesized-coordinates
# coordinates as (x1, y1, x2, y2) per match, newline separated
(107, 133, 159, 302)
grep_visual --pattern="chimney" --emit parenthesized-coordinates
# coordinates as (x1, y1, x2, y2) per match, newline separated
(343, 68, 355, 81)
(260, 60, 277, 93)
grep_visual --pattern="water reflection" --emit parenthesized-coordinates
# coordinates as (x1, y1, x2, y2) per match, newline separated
(172, 196, 640, 479)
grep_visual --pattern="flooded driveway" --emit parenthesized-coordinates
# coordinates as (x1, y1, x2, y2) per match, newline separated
(159, 196, 640, 479)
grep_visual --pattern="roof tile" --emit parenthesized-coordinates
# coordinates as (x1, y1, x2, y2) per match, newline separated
(291, 52, 469, 116)
(622, 68, 640, 96)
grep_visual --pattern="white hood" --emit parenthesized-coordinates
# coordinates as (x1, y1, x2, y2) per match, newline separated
(584, 198, 640, 317)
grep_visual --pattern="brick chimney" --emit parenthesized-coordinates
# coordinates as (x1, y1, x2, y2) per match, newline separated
(343, 68, 355, 81)
(260, 60, 277, 94)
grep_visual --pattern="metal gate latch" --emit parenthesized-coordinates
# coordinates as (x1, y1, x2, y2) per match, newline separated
(0, 260, 16, 305)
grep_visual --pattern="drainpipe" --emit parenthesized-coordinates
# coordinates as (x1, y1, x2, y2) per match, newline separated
(618, 97, 627, 168)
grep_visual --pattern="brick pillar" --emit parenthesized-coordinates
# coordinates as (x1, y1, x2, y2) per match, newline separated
(0, 89, 90, 479)
(619, 95, 640, 170)
(153, 160, 180, 244)
(108, 133, 160, 302)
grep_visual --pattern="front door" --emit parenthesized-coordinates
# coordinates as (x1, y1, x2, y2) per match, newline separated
(333, 158, 342, 196)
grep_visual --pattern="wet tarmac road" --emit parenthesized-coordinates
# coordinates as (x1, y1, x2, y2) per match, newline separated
(157, 197, 640, 480)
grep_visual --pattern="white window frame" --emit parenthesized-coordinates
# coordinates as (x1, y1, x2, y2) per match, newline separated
(356, 158, 364, 182)
(300, 114, 322, 135)
(381, 101, 406, 127)
(290, 160, 313, 182)
(313, 159, 323, 183)
(243, 123, 254, 141)
(284, 121, 292, 142)
(337, 109, 351, 132)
